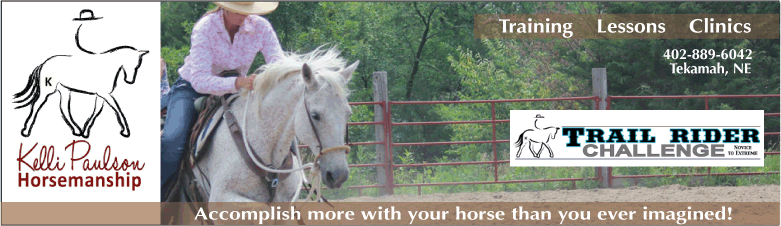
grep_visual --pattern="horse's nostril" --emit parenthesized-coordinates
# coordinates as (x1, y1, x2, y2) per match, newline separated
(325, 171, 335, 183)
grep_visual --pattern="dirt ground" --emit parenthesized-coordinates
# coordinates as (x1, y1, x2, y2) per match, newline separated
(338, 184, 780, 202)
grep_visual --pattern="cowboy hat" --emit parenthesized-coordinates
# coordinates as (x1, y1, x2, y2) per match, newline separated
(214, 2, 279, 15)
(73, 9, 102, 21)
(534, 114, 544, 118)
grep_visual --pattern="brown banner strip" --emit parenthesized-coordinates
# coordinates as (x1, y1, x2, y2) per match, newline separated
(475, 14, 780, 39)
(163, 202, 779, 225)
(2, 202, 160, 225)
(2, 202, 777, 225)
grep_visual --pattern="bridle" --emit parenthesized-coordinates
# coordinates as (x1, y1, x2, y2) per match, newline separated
(302, 93, 351, 168)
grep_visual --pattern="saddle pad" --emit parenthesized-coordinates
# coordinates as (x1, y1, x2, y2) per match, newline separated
(192, 95, 240, 161)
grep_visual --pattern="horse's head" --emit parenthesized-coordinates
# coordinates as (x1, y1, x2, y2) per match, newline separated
(126, 50, 149, 84)
(110, 47, 148, 84)
(287, 53, 358, 189)
(551, 127, 561, 139)
(250, 47, 357, 189)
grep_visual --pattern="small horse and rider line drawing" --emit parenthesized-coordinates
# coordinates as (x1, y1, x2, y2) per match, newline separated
(13, 9, 148, 138)
(514, 114, 561, 158)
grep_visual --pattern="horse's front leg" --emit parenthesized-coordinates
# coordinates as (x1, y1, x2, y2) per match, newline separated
(97, 93, 130, 137)
(209, 190, 259, 202)
(271, 172, 305, 225)
(57, 86, 82, 136)
(543, 143, 554, 158)
(532, 143, 543, 158)
(536, 144, 546, 158)
(273, 168, 303, 202)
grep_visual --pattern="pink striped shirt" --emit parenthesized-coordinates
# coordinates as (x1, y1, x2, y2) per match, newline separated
(178, 9, 283, 95)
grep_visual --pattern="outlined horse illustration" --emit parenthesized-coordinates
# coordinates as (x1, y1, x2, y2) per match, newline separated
(14, 46, 148, 138)
(14, 9, 147, 138)
(515, 126, 560, 158)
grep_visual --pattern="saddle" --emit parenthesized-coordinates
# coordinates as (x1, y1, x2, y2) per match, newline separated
(162, 94, 231, 204)
(188, 95, 232, 163)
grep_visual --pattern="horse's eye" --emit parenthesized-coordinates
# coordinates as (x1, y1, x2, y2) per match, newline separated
(312, 112, 320, 121)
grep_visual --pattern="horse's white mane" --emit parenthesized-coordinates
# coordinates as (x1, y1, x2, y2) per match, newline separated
(247, 46, 350, 104)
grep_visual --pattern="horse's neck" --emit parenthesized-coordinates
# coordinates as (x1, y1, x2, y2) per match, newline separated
(242, 84, 302, 167)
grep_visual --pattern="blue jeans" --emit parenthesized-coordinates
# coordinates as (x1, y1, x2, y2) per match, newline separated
(160, 78, 204, 200)
(160, 90, 170, 111)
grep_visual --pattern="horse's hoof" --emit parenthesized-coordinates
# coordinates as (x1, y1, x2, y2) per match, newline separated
(21, 129, 30, 137)
(120, 130, 130, 137)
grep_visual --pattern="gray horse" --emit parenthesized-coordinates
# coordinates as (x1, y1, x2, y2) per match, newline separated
(192, 47, 358, 204)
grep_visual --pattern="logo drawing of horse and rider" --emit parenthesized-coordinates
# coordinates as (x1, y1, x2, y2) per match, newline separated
(515, 114, 560, 158)
(14, 10, 148, 138)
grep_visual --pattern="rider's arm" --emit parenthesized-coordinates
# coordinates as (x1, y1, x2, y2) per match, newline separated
(255, 17, 284, 65)
(178, 17, 239, 95)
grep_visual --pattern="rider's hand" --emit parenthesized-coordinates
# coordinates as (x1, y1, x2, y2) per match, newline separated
(235, 74, 256, 90)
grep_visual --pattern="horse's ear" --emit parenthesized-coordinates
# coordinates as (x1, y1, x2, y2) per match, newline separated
(302, 63, 314, 84)
(340, 60, 359, 83)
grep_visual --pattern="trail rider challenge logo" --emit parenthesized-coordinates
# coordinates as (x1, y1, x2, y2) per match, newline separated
(510, 111, 765, 167)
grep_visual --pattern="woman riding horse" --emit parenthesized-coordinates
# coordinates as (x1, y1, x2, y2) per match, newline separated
(161, 1, 283, 201)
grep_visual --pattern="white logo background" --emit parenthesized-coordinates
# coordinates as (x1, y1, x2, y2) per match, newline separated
(2, 2, 160, 202)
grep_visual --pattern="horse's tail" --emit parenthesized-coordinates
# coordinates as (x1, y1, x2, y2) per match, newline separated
(13, 62, 45, 109)
(515, 129, 533, 148)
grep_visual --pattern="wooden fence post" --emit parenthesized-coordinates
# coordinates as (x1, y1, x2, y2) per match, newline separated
(373, 71, 390, 195)
(592, 68, 611, 188)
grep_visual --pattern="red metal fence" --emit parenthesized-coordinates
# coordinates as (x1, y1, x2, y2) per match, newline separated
(334, 94, 778, 195)
(604, 94, 780, 188)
